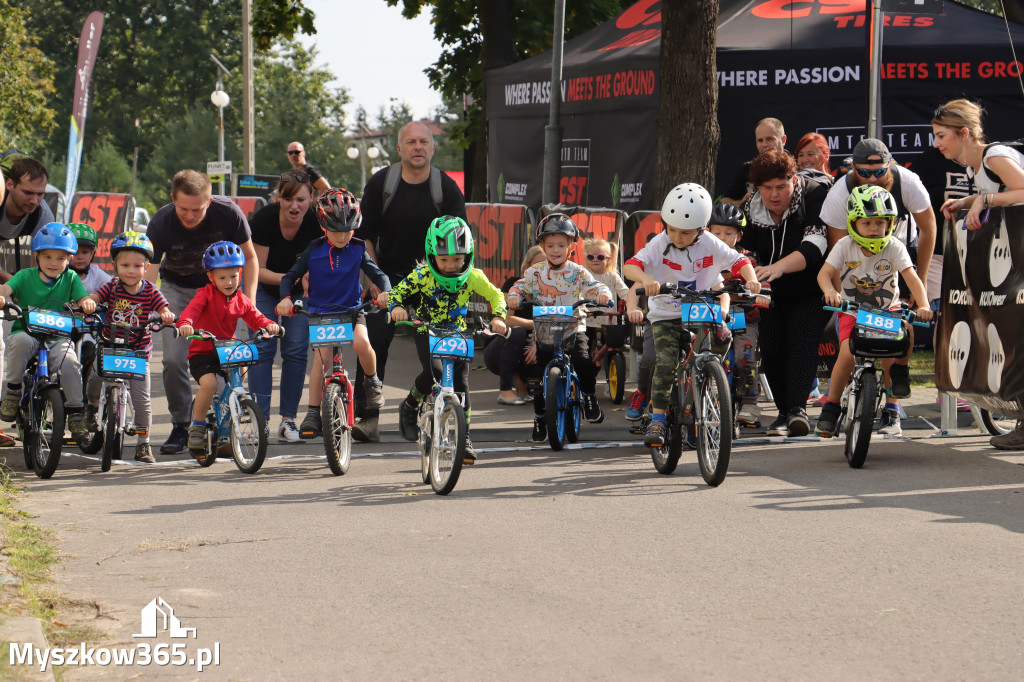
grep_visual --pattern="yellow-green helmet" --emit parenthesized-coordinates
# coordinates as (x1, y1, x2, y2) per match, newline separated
(846, 185, 897, 255)
(425, 215, 474, 293)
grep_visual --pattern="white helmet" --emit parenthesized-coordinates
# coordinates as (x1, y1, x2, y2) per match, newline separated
(660, 183, 713, 231)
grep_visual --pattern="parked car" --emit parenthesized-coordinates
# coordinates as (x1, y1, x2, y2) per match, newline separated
(133, 207, 151, 232)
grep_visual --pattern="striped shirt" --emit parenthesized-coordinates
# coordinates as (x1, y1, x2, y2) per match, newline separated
(93, 279, 170, 357)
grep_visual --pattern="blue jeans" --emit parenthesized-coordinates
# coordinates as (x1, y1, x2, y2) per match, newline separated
(248, 288, 309, 419)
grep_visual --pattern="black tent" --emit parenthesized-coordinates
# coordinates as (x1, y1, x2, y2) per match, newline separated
(485, 0, 1024, 211)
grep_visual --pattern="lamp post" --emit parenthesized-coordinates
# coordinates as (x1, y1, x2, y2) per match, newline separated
(346, 140, 383, 192)
(210, 54, 232, 196)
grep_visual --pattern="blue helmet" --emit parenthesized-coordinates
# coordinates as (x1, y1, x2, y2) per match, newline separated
(202, 241, 245, 270)
(32, 223, 78, 255)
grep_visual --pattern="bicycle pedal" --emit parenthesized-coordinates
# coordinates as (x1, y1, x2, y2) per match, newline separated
(741, 421, 761, 429)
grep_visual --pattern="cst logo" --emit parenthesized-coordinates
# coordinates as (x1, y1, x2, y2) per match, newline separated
(559, 176, 588, 204)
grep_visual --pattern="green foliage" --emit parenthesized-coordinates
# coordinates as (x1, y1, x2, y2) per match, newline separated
(253, 0, 317, 51)
(78, 136, 134, 194)
(0, 0, 57, 150)
(430, 95, 464, 172)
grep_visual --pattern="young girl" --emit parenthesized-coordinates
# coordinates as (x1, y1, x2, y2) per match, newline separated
(581, 238, 629, 330)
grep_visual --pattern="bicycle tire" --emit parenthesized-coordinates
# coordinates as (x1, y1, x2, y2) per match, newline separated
(32, 387, 64, 479)
(101, 385, 122, 472)
(429, 398, 466, 495)
(417, 400, 432, 484)
(845, 371, 877, 469)
(231, 396, 267, 474)
(545, 367, 567, 451)
(651, 395, 683, 475)
(607, 352, 626, 404)
(322, 383, 351, 476)
(198, 411, 217, 467)
(979, 409, 1015, 436)
(695, 362, 732, 487)
(566, 373, 581, 444)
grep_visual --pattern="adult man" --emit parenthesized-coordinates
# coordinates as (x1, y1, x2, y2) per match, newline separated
(286, 142, 331, 193)
(721, 118, 787, 205)
(819, 138, 937, 437)
(146, 170, 259, 453)
(1, 158, 55, 283)
(350, 121, 466, 442)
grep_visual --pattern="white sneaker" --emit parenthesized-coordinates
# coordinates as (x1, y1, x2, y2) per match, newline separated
(737, 406, 759, 426)
(278, 418, 300, 443)
(878, 409, 902, 437)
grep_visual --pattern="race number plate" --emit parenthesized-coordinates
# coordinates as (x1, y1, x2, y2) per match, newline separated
(214, 339, 259, 368)
(856, 308, 901, 339)
(533, 305, 572, 317)
(26, 309, 75, 337)
(308, 317, 353, 347)
(429, 331, 474, 360)
(680, 302, 723, 327)
(728, 310, 747, 334)
(99, 348, 148, 379)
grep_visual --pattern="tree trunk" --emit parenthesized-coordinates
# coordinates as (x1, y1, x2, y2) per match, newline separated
(654, 0, 720, 207)
(472, 0, 517, 203)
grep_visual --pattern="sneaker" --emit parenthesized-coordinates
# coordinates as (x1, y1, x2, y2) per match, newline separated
(766, 414, 789, 437)
(134, 443, 155, 463)
(532, 417, 547, 443)
(278, 418, 300, 443)
(85, 404, 100, 432)
(161, 424, 189, 454)
(364, 377, 385, 409)
(187, 424, 208, 453)
(0, 430, 13, 447)
(991, 420, 1024, 450)
(299, 411, 322, 439)
(582, 393, 604, 423)
(815, 402, 842, 437)
(644, 420, 667, 447)
(888, 364, 911, 399)
(625, 390, 649, 420)
(878, 408, 902, 436)
(736, 405, 760, 427)
(0, 396, 19, 422)
(68, 414, 88, 443)
(398, 400, 419, 442)
(463, 436, 477, 465)
(685, 424, 697, 449)
(352, 417, 380, 443)
(786, 408, 810, 437)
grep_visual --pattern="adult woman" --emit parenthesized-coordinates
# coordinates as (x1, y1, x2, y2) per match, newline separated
(247, 172, 323, 441)
(932, 99, 1024, 450)
(485, 246, 545, 404)
(795, 132, 833, 183)
(740, 148, 831, 436)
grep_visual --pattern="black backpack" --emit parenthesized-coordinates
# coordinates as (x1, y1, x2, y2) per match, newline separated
(381, 162, 443, 216)
(978, 140, 1024, 190)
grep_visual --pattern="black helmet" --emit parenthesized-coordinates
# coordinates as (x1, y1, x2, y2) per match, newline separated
(709, 202, 748, 231)
(535, 213, 579, 243)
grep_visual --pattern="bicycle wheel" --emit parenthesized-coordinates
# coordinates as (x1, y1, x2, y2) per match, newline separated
(606, 352, 626, 404)
(322, 383, 351, 476)
(565, 373, 581, 444)
(651, 392, 684, 475)
(101, 385, 122, 472)
(19, 417, 32, 470)
(417, 400, 432, 484)
(32, 387, 65, 479)
(429, 398, 466, 495)
(845, 371, 877, 469)
(545, 367, 567, 451)
(695, 362, 732, 487)
(979, 409, 1016, 436)
(198, 411, 217, 467)
(231, 396, 267, 474)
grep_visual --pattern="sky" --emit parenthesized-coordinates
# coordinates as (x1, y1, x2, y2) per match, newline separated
(301, 0, 446, 129)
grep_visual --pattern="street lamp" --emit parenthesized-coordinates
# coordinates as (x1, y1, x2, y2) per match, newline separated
(210, 54, 232, 196)
(347, 137, 387, 191)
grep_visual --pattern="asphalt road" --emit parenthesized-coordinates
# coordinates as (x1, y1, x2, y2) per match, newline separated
(4, 333, 1023, 680)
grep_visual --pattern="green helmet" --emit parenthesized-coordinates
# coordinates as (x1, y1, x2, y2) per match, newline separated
(67, 222, 97, 248)
(846, 185, 897, 255)
(425, 215, 474, 293)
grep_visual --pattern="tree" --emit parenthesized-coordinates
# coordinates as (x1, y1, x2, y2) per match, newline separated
(654, 0, 719, 202)
(77, 136, 134, 194)
(0, 0, 57, 150)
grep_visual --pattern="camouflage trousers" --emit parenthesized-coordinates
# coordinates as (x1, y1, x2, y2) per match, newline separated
(651, 319, 731, 411)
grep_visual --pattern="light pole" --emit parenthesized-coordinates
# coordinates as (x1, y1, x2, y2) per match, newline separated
(347, 121, 389, 192)
(210, 54, 232, 196)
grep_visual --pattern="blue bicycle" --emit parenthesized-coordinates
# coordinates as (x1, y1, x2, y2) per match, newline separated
(531, 299, 609, 451)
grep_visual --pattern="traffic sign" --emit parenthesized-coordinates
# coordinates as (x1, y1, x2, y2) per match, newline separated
(207, 160, 233, 176)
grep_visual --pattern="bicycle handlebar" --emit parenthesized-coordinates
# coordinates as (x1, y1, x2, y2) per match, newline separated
(290, 298, 376, 317)
(0, 302, 23, 320)
(187, 327, 284, 342)
(823, 301, 931, 328)
(517, 299, 614, 315)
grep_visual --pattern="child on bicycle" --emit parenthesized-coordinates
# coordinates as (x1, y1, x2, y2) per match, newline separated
(706, 202, 766, 429)
(507, 213, 612, 442)
(814, 185, 932, 438)
(68, 223, 112, 294)
(380, 216, 507, 463)
(0, 223, 97, 442)
(622, 184, 760, 448)
(177, 241, 280, 457)
(275, 188, 390, 439)
(86, 231, 175, 463)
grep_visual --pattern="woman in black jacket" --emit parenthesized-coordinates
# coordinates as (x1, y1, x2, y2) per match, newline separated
(740, 149, 831, 437)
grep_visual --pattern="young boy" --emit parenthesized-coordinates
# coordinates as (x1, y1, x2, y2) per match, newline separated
(381, 216, 507, 463)
(177, 241, 280, 457)
(622, 184, 761, 447)
(0, 223, 97, 442)
(68, 223, 112, 294)
(87, 232, 175, 463)
(507, 213, 612, 442)
(815, 185, 932, 438)
(276, 188, 390, 440)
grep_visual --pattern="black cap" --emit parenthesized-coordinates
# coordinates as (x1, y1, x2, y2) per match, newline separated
(852, 138, 892, 165)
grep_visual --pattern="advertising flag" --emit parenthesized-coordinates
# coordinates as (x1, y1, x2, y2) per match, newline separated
(63, 10, 104, 221)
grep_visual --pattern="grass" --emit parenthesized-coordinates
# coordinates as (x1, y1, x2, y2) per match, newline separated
(910, 349, 936, 387)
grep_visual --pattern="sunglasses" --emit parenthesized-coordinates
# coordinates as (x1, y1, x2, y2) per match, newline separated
(280, 172, 310, 183)
(934, 107, 966, 123)
(286, 150, 302, 156)
(586, 254, 609, 262)
(854, 166, 889, 179)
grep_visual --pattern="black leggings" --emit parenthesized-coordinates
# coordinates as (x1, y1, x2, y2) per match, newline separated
(483, 326, 530, 391)
(412, 333, 471, 412)
(758, 295, 830, 415)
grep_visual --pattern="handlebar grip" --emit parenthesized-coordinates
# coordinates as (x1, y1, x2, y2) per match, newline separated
(823, 306, 843, 313)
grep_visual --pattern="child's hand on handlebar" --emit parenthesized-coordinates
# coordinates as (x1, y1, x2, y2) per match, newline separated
(627, 307, 645, 324)
(390, 307, 408, 322)
(744, 279, 761, 294)
(506, 292, 521, 310)
(642, 281, 660, 297)
(261, 324, 281, 337)
(160, 309, 176, 325)
(490, 317, 507, 335)
(915, 306, 934, 323)
(375, 291, 389, 308)
(595, 293, 611, 306)
(178, 324, 194, 338)
(78, 298, 97, 314)
(276, 297, 293, 317)
(824, 290, 842, 308)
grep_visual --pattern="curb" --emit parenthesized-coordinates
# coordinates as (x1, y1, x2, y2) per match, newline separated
(1, 616, 56, 681)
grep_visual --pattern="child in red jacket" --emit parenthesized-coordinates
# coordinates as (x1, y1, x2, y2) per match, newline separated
(177, 241, 280, 457)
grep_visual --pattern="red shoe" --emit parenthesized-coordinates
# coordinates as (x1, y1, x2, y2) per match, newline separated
(0, 430, 14, 447)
